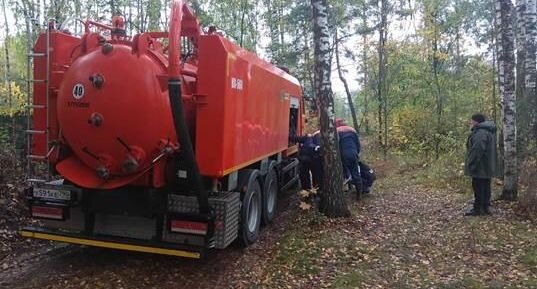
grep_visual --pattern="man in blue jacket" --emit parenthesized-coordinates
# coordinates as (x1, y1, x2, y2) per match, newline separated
(336, 119, 362, 195)
(295, 133, 322, 189)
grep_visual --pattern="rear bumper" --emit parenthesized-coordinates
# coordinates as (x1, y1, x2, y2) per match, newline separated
(20, 227, 203, 259)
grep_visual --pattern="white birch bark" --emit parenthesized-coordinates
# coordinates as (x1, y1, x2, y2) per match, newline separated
(311, 0, 349, 217)
(496, 0, 519, 199)
(525, 0, 537, 140)
(516, 0, 527, 142)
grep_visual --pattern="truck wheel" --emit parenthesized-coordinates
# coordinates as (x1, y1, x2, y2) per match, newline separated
(238, 170, 262, 247)
(262, 167, 278, 225)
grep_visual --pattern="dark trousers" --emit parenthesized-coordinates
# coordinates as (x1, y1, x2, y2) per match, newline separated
(472, 177, 491, 211)
(342, 154, 362, 192)
(299, 158, 313, 190)
(359, 162, 375, 192)
(311, 157, 323, 188)
(299, 157, 323, 190)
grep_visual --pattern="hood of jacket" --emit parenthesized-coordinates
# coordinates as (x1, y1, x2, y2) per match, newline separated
(473, 121, 496, 134)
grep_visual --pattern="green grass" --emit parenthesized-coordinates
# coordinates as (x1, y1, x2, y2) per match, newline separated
(365, 149, 470, 192)
(273, 230, 322, 276)
(521, 247, 537, 270)
(437, 277, 537, 289)
(267, 215, 330, 279)
(330, 271, 366, 288)
(437, 276, 494, 289)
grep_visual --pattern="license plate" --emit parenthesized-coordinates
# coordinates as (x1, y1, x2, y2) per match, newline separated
(33, 187, 71, 201)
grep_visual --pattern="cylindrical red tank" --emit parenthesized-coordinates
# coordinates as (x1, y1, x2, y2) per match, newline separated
(57, 43, 187, 184)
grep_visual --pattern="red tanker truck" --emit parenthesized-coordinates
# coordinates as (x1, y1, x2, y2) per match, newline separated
(21, 0, 304, 259)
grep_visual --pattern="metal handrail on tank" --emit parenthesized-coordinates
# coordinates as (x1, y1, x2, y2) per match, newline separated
(83, 20, 115, 33)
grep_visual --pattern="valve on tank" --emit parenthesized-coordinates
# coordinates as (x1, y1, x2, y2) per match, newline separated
(96, 166, 110, 179)
(89, 74, 105, 88)
(111, 16, 126, 38)
(115, 137, 146, 174)
(88, 112, 103, 127)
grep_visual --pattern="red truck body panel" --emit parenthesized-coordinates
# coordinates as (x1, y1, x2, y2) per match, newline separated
(196, 35, 302, 177)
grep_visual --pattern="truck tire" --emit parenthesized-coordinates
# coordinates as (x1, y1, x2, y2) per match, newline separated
(238, 169, 262, 247)
(262, 165, 278, 225)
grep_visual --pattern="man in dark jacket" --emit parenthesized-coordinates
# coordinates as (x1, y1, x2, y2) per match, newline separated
(295, 133, 322, 189)
(464, 113, 498, 216)
(336, 119, 362, 195)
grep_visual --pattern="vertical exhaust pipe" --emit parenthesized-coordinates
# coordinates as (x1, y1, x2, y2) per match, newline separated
(168, 0, 209, 215)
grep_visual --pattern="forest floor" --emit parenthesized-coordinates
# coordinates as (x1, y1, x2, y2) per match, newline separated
(0, 157, 536, 289)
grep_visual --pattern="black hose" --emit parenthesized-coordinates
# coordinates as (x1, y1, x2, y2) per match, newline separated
(168, 79, 209, 215)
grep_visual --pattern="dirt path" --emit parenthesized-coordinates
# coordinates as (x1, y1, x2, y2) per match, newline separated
(336, 184, 536, 288)
(1, 170, 535, 289)
(256, 173, 537, 288)
(0, 192, 299, 289)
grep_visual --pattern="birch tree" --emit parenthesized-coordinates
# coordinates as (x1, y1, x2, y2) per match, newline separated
(311, 0, 350, 218)
(496, 0, 518, 200)
(516, 0, 528, 153)
(526, 0, 537, 142)
(516, 0, 526, 95)
(1, 0, 16, 162)
(361, 3, 370, 134)
(377, 0, 388, 158)
(2, 0, 12, 107)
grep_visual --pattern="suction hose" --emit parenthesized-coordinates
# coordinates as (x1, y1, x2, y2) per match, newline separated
(168, 0, 209, 215)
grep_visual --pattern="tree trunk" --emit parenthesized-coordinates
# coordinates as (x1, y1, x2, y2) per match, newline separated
(2, 0, 16, 164)
(516, 0, 528, 156)
(239, 0, 247, 47)
(128, 1, 133, 34)
(453, 23, 461, 126)
(431, 11, 443, 160)
(266, 0, 282, 63)
(311, 0, 350, 218)
(377, 0, 388, 159)
(525, 0, 537, 142)
(361, 3, 370, 134)
(302, 29, 315, 104)
(279, 1, 285, 61)
(335, 30, 359, 132)
(496, 0, 519, 200)
(110, 0, 116, 15)
(137, 0, 144, 32)
(492, 14, 498, 123)
(362, 33, 370, 134)
(251, 1, 259, 51)
(492, 0, 505, 176)
(2, 0, 12, 106)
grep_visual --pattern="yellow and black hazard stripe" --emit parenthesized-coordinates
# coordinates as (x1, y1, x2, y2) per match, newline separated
(20, 230, 201, 259)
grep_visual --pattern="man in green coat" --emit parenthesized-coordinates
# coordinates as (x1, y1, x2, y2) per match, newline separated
(464, 113, 498, 216)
